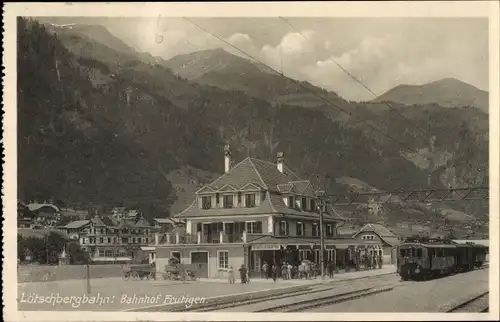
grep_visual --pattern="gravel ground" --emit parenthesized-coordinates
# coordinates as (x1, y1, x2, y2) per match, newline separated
(308, 268, 489, 312)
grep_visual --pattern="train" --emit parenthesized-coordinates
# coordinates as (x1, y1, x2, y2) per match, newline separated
(397, 237, 488, 281)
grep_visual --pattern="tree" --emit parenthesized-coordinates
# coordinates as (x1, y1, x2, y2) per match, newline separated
(67, 242, 91, 265)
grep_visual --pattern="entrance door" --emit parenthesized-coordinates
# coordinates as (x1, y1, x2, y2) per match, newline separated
(191, 252, 209, 278)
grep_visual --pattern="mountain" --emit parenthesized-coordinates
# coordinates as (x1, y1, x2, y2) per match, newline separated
(165, 48, 346, 109)
(372, 78, 489, 114)
(18, 19, 489, 235)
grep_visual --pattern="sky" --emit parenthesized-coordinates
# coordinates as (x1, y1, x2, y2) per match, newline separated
(44, 17, 489, 101)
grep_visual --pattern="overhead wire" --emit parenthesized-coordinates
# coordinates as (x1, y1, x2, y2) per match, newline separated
(182, 17, 409, 148)
(278, 16, 427, 136)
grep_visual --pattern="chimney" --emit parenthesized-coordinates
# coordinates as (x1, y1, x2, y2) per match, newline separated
(277, 152, 284, 173)
(224, 145, 231, 173)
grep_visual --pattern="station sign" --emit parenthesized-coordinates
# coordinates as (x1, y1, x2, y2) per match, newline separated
(252, 244, 281, 251)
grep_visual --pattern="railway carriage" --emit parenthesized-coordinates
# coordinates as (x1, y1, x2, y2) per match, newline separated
(397, 237, 487, 281)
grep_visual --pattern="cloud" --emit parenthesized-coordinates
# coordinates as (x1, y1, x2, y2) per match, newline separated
(103, 17, 488, 100)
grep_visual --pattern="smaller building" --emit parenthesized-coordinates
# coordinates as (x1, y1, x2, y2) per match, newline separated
(352, 223, 400, 264)
(61, 215, 155, 263)
(18, 201, 35, 228)
(27, 203, 61, 227)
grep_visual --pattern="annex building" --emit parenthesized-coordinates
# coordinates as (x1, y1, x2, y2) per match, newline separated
(154, 146, 383, 278)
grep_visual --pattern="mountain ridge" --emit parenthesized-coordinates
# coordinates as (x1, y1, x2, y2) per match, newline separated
(372, 78, 489, 113)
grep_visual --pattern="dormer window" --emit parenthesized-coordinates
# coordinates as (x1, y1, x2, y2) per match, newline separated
(301, 197, 307, 210)
(202, 196, 212, 209)
(245, 193, 256, 208)
(288, 196, 295, 209)
(223, 195, 234, 208)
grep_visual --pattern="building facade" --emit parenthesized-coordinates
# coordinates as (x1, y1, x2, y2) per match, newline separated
(62, 215, 154, 263)
(352, 223, 401, 264)
(154, 147, 384, 278)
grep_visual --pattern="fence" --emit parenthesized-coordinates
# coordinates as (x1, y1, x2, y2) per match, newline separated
(17, 264, 124, 283)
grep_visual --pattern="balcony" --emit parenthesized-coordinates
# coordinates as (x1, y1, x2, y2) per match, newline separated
(155, 230, 248, 245)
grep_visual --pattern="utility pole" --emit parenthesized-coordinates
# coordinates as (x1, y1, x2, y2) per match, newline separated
(317, 189, 326, 280)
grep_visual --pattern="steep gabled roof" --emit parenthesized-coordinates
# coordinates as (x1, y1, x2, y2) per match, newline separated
(210, 158, 268, 189)
(353, 223, 396, 238)
(27, 203, 60, 212)
(63, 220, 90, 229)
(209, 157, 300, 192)
(90, 216, 106, 227)
(353, 223, 399, 246)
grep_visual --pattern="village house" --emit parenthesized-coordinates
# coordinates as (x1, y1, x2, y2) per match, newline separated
(153, 146, 383, 278)
(26, 203, 61, 227)
(18, 201, 35, 228)
(61, 214, 154, 264)
(352, 223, 401, 264)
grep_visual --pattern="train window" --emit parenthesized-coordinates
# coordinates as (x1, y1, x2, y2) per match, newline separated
(416, 249, 423, 257)
(400, 249, 406, 257)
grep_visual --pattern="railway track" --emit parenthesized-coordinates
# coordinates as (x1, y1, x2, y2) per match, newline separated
(256, 283, 398, 312)
(446, 291, 489, 313)
(176, 273, 399, 312)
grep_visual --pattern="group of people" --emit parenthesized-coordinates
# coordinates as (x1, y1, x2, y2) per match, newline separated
(226, 264, 250, 284)
(225, 252, 384, 284)
(260, 260, 338, 281)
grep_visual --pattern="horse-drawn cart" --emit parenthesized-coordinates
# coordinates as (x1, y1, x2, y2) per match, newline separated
(162, 264, 198, 281)
(122, 264, 156, 281)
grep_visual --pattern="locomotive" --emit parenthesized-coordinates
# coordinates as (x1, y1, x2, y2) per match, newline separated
(397, 237, 488, 281)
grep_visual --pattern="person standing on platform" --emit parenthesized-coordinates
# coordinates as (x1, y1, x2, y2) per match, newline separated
(271, 263, 278, 283)
(327, 261, 334, 278)
(227, 266, 235, 284)
(262, 261, 269, 279)
(239, 264, 247, 283)
(378, 252, 383, 269)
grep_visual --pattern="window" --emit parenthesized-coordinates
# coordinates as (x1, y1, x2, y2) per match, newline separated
(98, 250, 105, 257)
(288, 196, 295, 208)
(238, 192, 242, 205)
(326, 224, 333, 236)
(132, 237, 136, 243)
(217, 251, 229, 270)
(301, 197, 307, 210)
(246, 221, 262, 234)
(202, 196, 212, 209)
(279, 221, 289, 235)
(105, 250, 113, 257)
(216, 193, 220, 205)
(310, 199, 316, 212)
(99, 237, 104, 244)
(245, 194, 256, 207)
(197, 223, 202, 232)
(312, 223, 319, 237)
(416, 249, 423, 257)
(107, 237, 111, 243)
(296, 222, 304, 236)
(223, 195, 234, 208)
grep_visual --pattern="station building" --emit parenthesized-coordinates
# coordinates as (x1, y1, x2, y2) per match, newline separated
(154, 147, 383, 278)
